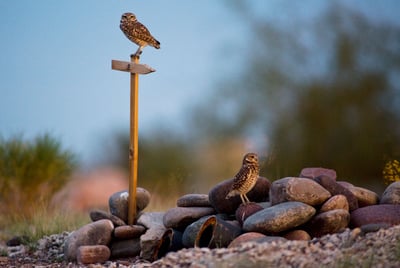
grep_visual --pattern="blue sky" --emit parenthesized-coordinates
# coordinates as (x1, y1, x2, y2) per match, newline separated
(1, 1, 399, 164)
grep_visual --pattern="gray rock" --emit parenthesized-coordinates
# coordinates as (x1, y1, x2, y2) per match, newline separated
(89, 209, 126, 226)
(229, 233, 286, 248)
(258, 202, 272, 209)
(314, 175, 358, 211)
(320, 195, 349, 213)
(137, 212, 165, 229)
(113, 225, 146, 239)
(270, 177, 331, 206)
(208, 177, 270, 214)
(243, 201, 316, 234)
(360, 223, 392, 234)
(108, 188, 151, 223)
(163, 207, 215, 230)
(169, 229, 184, 252)
(305, 209, 350, 237)
(350, 204, 400, 228)
(381, 181, 400, 205)
(299, 167, 337, 180)
(64, 219, 114, 262)
(177, 194, 211, 207)
(137, 212, 171, 261)
(110, 238, 141, 259)
(182, 216, 213, 248)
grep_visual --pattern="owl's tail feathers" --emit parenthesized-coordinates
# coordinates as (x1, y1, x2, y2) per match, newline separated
(153, 39, 161, 49)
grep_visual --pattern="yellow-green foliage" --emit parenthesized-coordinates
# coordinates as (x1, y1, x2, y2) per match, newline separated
(0, 202, 89, 244)
(0, 134, 76, 218)
(383, 159, 400, 185)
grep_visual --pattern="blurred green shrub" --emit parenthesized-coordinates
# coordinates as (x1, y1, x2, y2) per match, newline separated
(98, 128, 195, 195)
(0, 134, 76, 218)
(383, 160, 400, 185)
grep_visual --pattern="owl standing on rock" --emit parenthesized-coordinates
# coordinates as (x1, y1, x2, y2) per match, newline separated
(120, 12, 161, 57)
(226, 153, 260, 204)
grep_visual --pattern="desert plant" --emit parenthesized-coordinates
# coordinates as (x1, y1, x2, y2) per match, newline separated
(5, 202, 89, 244)
(0, 134, 77, 218)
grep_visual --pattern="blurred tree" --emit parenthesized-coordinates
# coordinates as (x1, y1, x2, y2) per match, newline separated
(100, 128, 195, 195)
(0, 134, 76, 217)
(190, 3, 400, 189)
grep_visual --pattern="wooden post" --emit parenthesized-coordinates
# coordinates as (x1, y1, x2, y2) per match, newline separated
(128, 54, 139, 225)
(111, 56, 155, 225)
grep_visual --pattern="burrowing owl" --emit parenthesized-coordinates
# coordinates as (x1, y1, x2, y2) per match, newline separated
(226, 153, 260, 204)
(120, 12, 160, 56)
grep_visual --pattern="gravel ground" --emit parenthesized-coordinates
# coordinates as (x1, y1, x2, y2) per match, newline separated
(2, 225, 400, 267)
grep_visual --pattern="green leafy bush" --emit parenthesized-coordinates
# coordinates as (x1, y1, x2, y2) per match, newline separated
(0, 134, 77, 218)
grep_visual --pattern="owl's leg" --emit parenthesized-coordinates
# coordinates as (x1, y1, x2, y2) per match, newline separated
(243, 194, 250, 204)
(239, 194, 246, 204)
(133, 46, 143, 57)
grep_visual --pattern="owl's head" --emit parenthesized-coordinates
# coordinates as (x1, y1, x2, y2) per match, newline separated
(121, 12, 137, 22)
(243, 153, 258, 165)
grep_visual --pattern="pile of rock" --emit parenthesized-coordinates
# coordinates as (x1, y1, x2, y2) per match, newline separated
(64, 167, 400, 265)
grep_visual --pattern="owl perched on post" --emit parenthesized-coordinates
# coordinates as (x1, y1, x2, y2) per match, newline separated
(226, 153, 260, 204)
(120, 12, 161, 56)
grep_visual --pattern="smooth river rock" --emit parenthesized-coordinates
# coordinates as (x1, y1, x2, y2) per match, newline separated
(89, 209, 126, 226)
(77, 245, 110, 265)
(228, 232, 268, 248)
(314, 175, 358, 211)
(283, 230, 311, 241)
(64, 219, 114, 262)
(270, 177, 331, 206)
(243, 201, 316, 234)
(346, 186, 379, 207)
(305, 209, 350, 237)
(108, 188, 151, 223)
(350, 204, 400, 228)
(320, 195, 349, 213)
(113, 225, 146, 239)
(163, 206, 215, 230)
(177, 194, 211, 207)
(380, 181, 400, 205)
(299, 167, 337, 180)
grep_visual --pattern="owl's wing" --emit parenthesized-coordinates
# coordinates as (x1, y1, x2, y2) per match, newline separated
(232, 165, 251, 186)
(134, 21, 159, 44)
